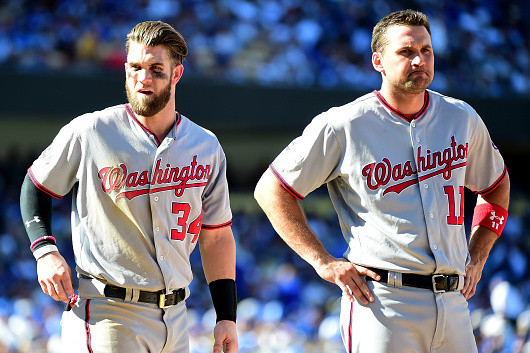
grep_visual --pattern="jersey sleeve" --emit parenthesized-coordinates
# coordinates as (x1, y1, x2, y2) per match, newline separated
(28, 120, 82, 198)
(201, 146, 232, 229)
(270, 114, 342, 199)
(465, 109, 506, 194)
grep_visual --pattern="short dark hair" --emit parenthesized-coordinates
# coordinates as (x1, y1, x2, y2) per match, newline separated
(371, 10, 431, 53)
(126, 21, 188, 66)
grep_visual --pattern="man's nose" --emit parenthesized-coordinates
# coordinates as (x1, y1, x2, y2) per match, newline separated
(137, 69, 152, 82)
(411, 53, 425, 66)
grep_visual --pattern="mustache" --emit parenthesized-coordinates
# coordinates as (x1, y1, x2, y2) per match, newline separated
(410, 69, 430, 75)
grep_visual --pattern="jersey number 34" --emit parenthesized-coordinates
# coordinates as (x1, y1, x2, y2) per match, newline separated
(171, 202, 203, 243)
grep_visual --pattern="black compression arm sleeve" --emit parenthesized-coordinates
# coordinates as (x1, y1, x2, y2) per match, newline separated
(20, 173, 54, 251)
(208, 279, 237, 323)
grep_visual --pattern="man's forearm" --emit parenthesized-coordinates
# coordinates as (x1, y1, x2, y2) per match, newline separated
(199, 227, 236, 283)
(467, 228, 498, 265)
(254, 169, 333, 269)
(199, 227, 237, 324)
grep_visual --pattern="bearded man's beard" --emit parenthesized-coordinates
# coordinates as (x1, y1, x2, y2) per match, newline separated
(126, 82, 172, 117)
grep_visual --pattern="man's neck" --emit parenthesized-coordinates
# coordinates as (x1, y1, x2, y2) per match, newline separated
(378, 87, 426, 116)
(137, 103, 176, 142)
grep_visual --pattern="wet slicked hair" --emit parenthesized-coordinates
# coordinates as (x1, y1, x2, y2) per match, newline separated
(126, 20, 188, 65)
(371, 10, 431, 53)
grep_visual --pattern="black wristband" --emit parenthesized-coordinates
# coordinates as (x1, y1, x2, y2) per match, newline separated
(208, 278, 237, 323)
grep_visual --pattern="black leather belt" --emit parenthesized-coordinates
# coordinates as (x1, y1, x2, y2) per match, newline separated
(365, 267, 460, 293)
(103, 284, 185, 308)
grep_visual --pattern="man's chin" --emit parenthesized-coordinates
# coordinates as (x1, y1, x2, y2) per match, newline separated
(126, 83, 172, 117)
(129, 102, 163, 117)
(403, 80, 432, 94)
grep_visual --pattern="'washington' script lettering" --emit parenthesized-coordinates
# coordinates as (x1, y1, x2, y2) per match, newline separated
(98, 155, 211, 199)
(362, 136, 468, 195)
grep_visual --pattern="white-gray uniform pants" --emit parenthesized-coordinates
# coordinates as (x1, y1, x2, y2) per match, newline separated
(340, 280, 477, 353)
(61, 278, 189, 353)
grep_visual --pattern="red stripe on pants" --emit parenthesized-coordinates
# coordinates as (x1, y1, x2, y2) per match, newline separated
(85, 299, 93, 353)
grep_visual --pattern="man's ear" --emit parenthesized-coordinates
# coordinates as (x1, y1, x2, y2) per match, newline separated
(372, 52, 384, 74)
(172, 64, 184, 85)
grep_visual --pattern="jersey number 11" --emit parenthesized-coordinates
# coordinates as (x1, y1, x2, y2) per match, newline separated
(444, 185, 464, 225)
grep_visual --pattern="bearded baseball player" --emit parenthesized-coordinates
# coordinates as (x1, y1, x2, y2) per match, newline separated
(255, 9, 509, 353)
(20, 21, 238, 353)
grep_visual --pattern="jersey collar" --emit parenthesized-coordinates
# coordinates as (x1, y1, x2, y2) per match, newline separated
(373, 90, 430, 123)
(125, 104, 182, 145)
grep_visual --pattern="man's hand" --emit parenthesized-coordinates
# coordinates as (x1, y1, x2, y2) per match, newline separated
(255, 172, 380, 305)
(37, 251, 74, 303)
(461, 259, 485, 300)
(213, 320, 238, 353)
(314, 257, 380, 305)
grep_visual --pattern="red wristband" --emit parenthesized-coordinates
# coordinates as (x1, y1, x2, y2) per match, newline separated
(471, 203, 508, 236)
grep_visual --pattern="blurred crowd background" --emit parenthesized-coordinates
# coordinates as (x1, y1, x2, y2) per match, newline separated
(0, 0, 529, 97)
(0, 0, 529, 352)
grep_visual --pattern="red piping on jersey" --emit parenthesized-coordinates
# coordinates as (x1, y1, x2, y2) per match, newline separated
(476, 165, 507, 195)
(374, 90, 430, 122)
(202, 220, 233, 229)
(174, 112, 182, 140)
(125, 104, 161, 145)
(85, 299, 94, 353)
(27, 168, 63, 199)
(125, 104, 182, 145)
(269, 164, 305, 200)
(30, 236, 56, 251)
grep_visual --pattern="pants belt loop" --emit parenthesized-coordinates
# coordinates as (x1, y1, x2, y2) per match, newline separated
(124, 287, 133, 302)
(457, 275, 465, 291)
(131, 289, 141, 303)
(387, 271, 403, 287)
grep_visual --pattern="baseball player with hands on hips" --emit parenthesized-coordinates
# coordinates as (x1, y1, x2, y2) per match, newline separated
(20, 21, 238, 353)
(255, 9, 509, 353)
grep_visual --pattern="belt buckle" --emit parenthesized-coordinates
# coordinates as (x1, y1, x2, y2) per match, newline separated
(158, 293, 171, 309)
(158, 290, 183, 308)
(432, 275, 446, 293)
(448, 275, 459, 291)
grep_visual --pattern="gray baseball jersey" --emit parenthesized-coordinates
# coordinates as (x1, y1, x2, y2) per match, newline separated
(271, 89, 506, 276)
(28, 104, 232, 293)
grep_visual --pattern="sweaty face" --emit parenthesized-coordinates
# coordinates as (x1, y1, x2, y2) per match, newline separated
(125, 42, 175, 117)
(378, 25, 434, 94)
